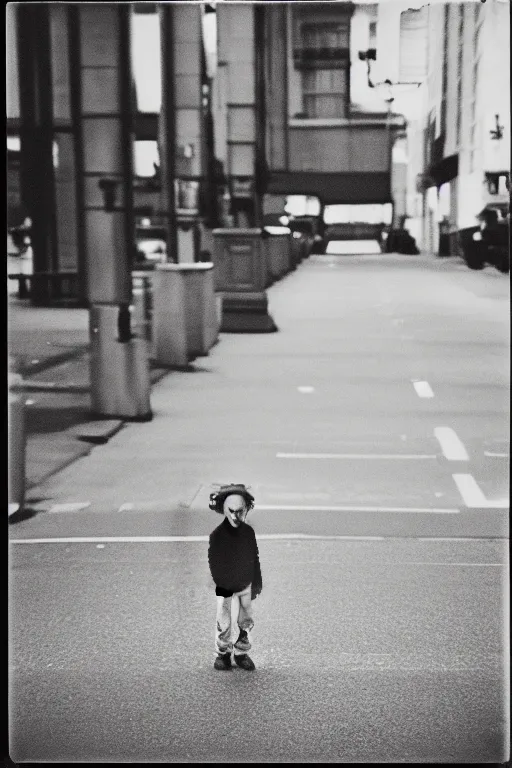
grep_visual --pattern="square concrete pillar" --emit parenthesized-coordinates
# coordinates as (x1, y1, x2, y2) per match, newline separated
(89, 305, 152, 420)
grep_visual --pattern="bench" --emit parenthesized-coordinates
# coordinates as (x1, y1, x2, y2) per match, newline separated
(8, 273, 31, 299)
(8, 271, 79, 302)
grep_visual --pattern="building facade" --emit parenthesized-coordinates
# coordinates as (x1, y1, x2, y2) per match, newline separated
(261, 1, 405, 218)
(407, 0, 510, 254)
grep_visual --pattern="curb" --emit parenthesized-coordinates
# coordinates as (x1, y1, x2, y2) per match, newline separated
(74, 420, 124, 444)
(12, 346, 90, 378)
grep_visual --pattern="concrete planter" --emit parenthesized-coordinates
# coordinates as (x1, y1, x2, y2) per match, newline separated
(180, 263, 219, 357)
(264, 226, 292, 283)
(212, 228, 267, 292)
(212, 229, 277, 333)
(8, 373, 26, 516)
(153, 263, 219, 366)
(290, 235, 303, 268)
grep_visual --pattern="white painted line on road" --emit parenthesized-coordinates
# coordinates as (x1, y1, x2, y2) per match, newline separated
(49, 502, 91, 513)
(413, 381, 434, 398)
(8, 538, 505, 565)
(297, 386, 315, 393)
(452, 474, 509, 509)
(434, 427, 469, 461)
(485, 451, 510, 458)
(256, 505, 459, 514)
(11, 534, 391, 544)
(10, 534, 507, 545)
(415, 536, 507, 542)
(396, 562, 505, 567)
(10, 536, 211, 544)
(276, 453, 437, 460)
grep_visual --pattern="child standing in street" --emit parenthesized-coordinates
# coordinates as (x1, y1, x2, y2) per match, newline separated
(208, 483, 262, 671)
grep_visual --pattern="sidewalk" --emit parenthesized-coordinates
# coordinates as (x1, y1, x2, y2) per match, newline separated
(7, 250, 474, 498)
(8, 297, 169, 494)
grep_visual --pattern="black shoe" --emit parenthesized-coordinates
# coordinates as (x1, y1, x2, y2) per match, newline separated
(214, 653, 232, 671)
(234, 629, 251, 652)
(234, 654, 255, 671)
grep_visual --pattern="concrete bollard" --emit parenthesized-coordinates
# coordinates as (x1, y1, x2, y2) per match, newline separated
(8, 372, 26, 516)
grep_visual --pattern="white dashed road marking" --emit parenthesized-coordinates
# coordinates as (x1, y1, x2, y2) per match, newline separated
(452, 474, 509, 509)
(49, 502, 91, 513)
(297, 386, 315, 393)
(413, 380, 434, 398)
(434, 427, 469, 461)
(276, 453, 437, 460)
(118, 503, 135, 512)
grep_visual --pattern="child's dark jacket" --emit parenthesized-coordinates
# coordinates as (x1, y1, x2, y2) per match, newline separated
(208, 518, 262, 600)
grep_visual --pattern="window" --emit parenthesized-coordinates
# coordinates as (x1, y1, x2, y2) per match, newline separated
(302, 68, 348, 118)
(134, 140, 160, 178)
(300, 22, 349, 53)
(368, 21, 377, 50)
(295, 18, 350, 119)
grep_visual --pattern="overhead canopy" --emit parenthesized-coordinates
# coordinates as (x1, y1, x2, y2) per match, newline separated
(267, 171, 391, 205)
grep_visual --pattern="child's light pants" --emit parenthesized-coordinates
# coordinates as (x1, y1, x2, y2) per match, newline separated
(215, 584, 254, 656)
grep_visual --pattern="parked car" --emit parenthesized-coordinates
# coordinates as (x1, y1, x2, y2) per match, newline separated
(134, 219, 167, 267)
(460, 202, 509, 273)
(380, 226, 419, 255)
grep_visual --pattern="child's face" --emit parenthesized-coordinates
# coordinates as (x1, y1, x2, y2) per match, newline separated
(223, 494, 247, 527)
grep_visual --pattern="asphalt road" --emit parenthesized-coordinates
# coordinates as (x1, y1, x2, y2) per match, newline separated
(9, 252, 510, 763)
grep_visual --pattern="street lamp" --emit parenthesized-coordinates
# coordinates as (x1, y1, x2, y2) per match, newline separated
(490, 114, 504, 141)
(358, 48, 422, 92)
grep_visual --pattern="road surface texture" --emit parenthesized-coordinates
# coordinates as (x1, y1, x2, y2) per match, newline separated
(9, 252, 510, 763)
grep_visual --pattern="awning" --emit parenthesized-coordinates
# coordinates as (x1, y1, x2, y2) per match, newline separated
(267, 171, 391, 205)
(427, 153, 459, 187)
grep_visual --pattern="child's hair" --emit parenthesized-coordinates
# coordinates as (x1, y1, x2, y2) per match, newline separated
(209, 483, 255, 514)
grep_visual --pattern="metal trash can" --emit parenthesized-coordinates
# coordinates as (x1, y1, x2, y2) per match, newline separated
(90, 304, 152, 419)
(8, 372, 26, 516)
